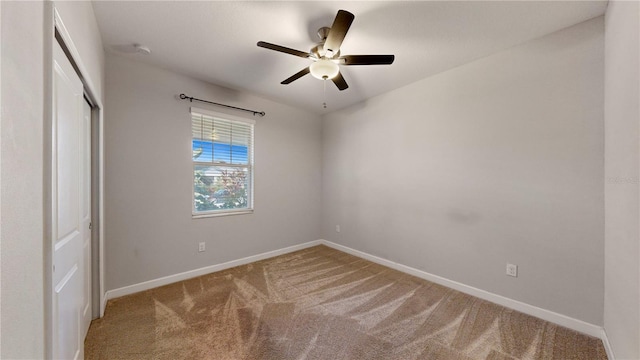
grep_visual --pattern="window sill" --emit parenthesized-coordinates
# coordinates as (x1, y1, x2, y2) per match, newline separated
(192, 209, 253, 219)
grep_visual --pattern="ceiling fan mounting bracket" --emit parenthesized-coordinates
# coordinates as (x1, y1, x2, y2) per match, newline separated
(317, 27, 331, 43)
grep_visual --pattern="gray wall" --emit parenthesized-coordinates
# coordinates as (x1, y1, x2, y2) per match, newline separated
(1, 2, 46, 358)
(604, 0, 640, 358)
(322, 18, 605, 325)
(104, 54, 322, 291)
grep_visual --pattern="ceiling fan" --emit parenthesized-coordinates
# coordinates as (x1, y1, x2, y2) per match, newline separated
(257, 9, 395, 91)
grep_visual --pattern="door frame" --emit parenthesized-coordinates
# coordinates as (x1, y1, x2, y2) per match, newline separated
(45, 6, 106, 358)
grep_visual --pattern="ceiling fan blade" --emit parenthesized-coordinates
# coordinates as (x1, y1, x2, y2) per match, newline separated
(281, 67, 310, 84)
(331, 71, 349, 91)
(339, 55, 395, 65)
(324, 10, 355, 56)
(257, 41, 310, 59)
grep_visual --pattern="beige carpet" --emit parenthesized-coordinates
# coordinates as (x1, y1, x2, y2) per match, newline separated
(86, 245, 607, 360)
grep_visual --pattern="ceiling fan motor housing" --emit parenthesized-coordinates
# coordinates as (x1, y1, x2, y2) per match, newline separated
(312, 44, 340, 59)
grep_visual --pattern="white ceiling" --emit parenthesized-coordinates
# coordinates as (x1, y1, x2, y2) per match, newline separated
(93, 1, 607, 114)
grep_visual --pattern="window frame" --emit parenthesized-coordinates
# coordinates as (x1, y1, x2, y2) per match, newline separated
(190, 107, 255, 218)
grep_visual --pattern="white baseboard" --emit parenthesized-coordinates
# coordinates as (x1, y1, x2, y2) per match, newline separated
(600, 328, 616, 360)
(100, 293, 108, 318)
(102, 238, 609, 349)
(103, 240, 322, 306)
(319, 240, 605, 339)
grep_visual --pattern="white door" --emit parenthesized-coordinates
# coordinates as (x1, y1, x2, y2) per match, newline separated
(81, 99, 92, 338)
(52, 39, 87, 360)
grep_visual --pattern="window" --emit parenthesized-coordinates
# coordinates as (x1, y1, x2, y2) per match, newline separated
(191, 107, 254, 217)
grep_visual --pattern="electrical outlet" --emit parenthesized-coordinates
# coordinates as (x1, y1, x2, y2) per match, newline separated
(336, 225, 341, 233)
(506, 263, 518, 277)
(198, 242, 206, 252)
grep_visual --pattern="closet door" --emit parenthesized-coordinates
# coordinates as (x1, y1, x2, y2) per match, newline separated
(52, 39, 86, 360)
(81, 99, 92, 340)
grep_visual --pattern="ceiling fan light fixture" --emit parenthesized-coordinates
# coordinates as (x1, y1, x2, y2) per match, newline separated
(310, 59, 339, 80)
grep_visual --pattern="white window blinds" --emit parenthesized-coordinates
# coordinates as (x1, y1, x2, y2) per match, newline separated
(191, 108, 255, 216)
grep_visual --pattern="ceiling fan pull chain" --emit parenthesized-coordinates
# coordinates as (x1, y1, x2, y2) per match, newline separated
(323, 78, 327, 109)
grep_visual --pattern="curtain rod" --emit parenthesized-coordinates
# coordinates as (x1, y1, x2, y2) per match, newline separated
(179, 93, 266, 117)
